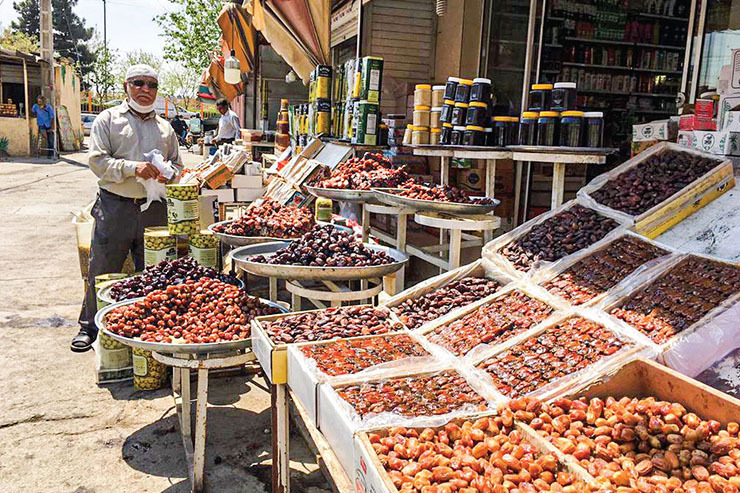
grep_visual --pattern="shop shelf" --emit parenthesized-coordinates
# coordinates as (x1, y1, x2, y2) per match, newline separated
(564, 36, 633, 46)
(634, 42, 685, 50)
(562, 62, 632, 70)
(632, 67, 683, 74)
(638, 12, 690, 22)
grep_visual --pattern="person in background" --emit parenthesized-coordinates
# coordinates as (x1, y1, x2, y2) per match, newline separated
(71, 64, 182, 352)
(31, 95, 55, 158)
(214, 98, 240, 145)
(170, 114, 187, 142)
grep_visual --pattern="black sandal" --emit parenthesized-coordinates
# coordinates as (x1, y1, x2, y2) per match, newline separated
(70, 329, 96, 353)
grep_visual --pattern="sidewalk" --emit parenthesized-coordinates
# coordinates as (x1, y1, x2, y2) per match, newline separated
(0, 153, 330, 492)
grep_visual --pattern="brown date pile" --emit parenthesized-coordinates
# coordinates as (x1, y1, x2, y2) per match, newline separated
(300, 334, 429, 377)
(426, 290, 554, 356)
(499, 205, 619, 272)
(105, 278, 280, 344)
(393, 277, 503, 330)
(394, 180, 496, 205)
(477, 317, 628, 398)
(262, 305, 402, 344)
(109, 257, 239, 301)
(336, 369, 486, 418)
(368, 412, 588, 493)
(508, 396, 740, 492)
(251, 225, 394, 267)
(610, 255, 740, 344)
(543, 235, 669, 305)
(212, 199, 314, 238)
(317, 153, 409, 190)
(590, 150, 723, 216)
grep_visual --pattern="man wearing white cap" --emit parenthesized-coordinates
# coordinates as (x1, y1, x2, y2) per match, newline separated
(72, 64, 182, 352)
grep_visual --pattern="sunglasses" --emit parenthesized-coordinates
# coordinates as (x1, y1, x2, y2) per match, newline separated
(130, 80, 159, 89)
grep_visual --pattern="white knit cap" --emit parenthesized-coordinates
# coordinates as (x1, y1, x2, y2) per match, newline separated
(125, 64, 159, 81)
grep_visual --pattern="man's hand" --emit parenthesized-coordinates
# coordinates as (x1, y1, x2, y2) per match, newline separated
(134, 162, 160, 180)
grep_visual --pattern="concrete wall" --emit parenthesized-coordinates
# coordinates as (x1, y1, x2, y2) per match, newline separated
(434, 0, 483, 81)
(55, 63, 83, 144)
(0, 116, 34, 156)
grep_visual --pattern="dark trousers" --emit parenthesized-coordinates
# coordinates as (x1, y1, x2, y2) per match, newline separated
(39, 127, 55, 157)
(78, 189, 167, 333)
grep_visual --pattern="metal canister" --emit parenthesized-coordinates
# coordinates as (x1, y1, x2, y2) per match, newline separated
(315, 65, 332, 100)
(132, 347, 167, 390)
(188, 230, 219, 268)
(315, 98, 331, 135)
(144, 226, 177, 266)
(165, 184, 200, 236)
(352, 100, 379, 145)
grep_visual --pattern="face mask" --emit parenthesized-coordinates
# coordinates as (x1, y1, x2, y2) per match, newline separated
(126, 86, 155, 114)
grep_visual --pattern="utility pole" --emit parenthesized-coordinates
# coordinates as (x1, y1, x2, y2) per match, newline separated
(103, 0, 107, 51)
(39, 0, 55, 104)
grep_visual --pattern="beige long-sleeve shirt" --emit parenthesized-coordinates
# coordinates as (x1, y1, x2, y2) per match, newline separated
(88, 101, 182, 198)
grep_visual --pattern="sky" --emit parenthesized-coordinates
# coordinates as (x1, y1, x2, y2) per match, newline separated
(0, 0, 175, 56)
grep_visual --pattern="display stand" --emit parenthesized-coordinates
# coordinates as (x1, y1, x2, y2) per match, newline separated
(285, 277, 388, 311)
(152, 350, 256, 493)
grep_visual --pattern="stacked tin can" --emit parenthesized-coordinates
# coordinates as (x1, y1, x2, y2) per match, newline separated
(351, 56, 383, 145)
(309, 65, 332, 137)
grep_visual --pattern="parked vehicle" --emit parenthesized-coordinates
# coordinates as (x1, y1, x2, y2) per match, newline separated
(81, 113, 96, 136)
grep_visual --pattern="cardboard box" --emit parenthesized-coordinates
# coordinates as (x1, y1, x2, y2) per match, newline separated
(718, 93, 740, 130)
(730, 48, 740, 92)
(202, 161, 233, 189)
(677, 130, 694, 148)
(199, 188, 235, 204)
(692, 130, 740, 156)
(235, 187, 265, 202)
(632, 119, 677, 142)
(723, 111, 740, 132)
(456, 169, 484, 193)
(679, 114, 695, 130)
(231, 174, 263, 188)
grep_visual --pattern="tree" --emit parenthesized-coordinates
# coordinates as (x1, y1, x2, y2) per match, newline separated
(0, 27, 39, 53)
(11, 0, 95, 76)
(159, 64, 200, 99)
(155, 0, 222, 72)
(115, 50, 163, 86)
(88, 33, 118, 102)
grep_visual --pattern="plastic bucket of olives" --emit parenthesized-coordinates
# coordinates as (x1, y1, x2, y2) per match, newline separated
(144, 227, 177, 267)
(165, 183, 200, 236)
(189, 230, 219, 269)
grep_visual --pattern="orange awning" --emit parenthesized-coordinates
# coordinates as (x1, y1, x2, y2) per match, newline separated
(218, 4, 256, 76)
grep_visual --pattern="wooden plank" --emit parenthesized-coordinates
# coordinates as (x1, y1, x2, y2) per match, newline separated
(551, 162, 566, 210)
(372, 25, 433, 35)
(511, 151, 606, 164)
(372, 37, 435, 51)
(192, 369, 209, 493)
(374, 0, 436, 11)
(373, 14, 433, 27)
(371, 46, 433, 59)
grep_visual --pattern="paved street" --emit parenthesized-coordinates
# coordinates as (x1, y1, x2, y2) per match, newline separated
(0, 148, 330, 492)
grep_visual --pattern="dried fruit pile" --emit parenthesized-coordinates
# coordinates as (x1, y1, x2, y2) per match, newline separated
(317, 153, 408, 190)
(543, 235, 669, 305)
(335, 369, 486, 418)
(368, 412, 587, 492)
(105, 278, 280, 344)
(300, 334, 429, 377)
(509, 396, 740, 492)
(109, 257, 239, 301)
(426, 290, 554, 356)
(251, 225, 394, 267)
(499, 204, 619, 272)
(477, 317, 629, 398)
(212, 199, 314, 238)
(590, 150, 723, 216)
(392, 180, 496, 205)
(261, 305, 402, 344)
(610, 255, 740, 344)
(392, 277, 503, 330)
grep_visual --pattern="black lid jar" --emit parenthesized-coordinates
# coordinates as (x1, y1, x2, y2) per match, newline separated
(440, 100, 455, 124)
(551, 82, 577, 112)
(528, 83, 553, 111)
(470, 78, 492, 104)
(465, 101, 489, 127)
(559, 111, 584, 147)
(583, 111, 604, 148)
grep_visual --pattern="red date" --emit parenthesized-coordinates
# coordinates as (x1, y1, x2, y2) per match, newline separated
(318, 153, 408, 190)
(212, 199, 314, 238)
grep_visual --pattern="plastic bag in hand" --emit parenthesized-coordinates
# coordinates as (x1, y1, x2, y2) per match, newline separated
(136, 150, 177, 211)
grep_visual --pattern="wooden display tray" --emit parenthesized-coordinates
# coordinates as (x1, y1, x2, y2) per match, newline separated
(351, 357, 740, 493)
(251, 305, 403, 385)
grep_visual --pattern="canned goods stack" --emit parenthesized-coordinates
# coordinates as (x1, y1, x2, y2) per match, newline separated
(165, 183, 200, 236)
(275, 98, 290, 152)
(132, 346, 167, 390)
(143, 226, 177, 267)
(188, 230, 219, 269)
(94, 274, 134, 384)
(350, 56, 384, 146)
(310, 65, 333, 137)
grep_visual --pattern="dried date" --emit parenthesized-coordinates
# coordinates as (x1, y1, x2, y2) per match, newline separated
(611, 255, 740, 344)
(368, 411, 586, 492)
(336, 369, 486, 418)
(543, 235, 669, 305)
(499, 204, 619, 272)
(393, 180, 496, 205)
(392, 277, 503, 330)
(590, 150, 723, 216)
(300, 334, 429, 377)
(509, 396, 740, 492)
(212, 199, 314, 238)
(318, 153, 408, 190)
(426, 290, 554, 356)
(262, 305, 402, 344)
(477, 317, 628, 398)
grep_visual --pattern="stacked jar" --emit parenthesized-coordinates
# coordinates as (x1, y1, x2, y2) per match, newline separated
(166, 183, 200, 236)
(189, 230, 219, 269)
(144, 226, 177, 267)
(412, 84, 431, 145)
(430, 84, 444, 144)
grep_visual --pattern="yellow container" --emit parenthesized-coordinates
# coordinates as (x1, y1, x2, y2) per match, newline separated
(430, 127, 442, 145)
(414, 84, 432, 107)
(431, 85, 445, 107)
(165, 184, 200, 236)
(144, 226, 177, 266)
(132, 347, 167, 390)
(413, 105, 431, 127)
(188, 230, 219, 268)
(411, 126, 430, 145)
(315, 197, 333, 222)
